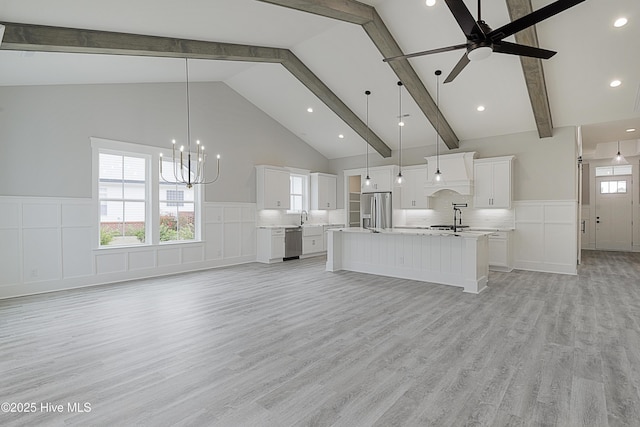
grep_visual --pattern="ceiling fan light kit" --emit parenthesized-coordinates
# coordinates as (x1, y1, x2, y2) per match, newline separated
(383, 0, 586, 82)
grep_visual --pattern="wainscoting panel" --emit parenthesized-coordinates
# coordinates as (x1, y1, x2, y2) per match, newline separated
(182, 245, 205, 264)
(62, 227, 93, 279)
(128, 250, 156, 271)
(96, 252, 127, 275)
(0, 229, 21, 286)
(0, 197, 258, 299)
(61, 203, 94, 227)
(204, 223, 223, 260)
(22, 203, 59, 228)
(514, 200, 577, 275)
(23, 228, 61, 283)
(0, 202, 20, 227)
(157, 247, 181, 267)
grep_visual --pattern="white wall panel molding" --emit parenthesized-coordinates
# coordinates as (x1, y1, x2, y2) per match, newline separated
(0, 197, 258, 300)
(513, 200, 577, 275)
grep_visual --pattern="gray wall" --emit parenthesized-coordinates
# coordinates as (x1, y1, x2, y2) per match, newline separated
(329, 126, 577, 207)
(0, 82, 330, 202)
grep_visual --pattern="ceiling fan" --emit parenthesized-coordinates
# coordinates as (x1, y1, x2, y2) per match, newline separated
(384, 0, 586, 83)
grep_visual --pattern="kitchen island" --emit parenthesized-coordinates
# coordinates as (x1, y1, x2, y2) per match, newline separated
(326, 228, 490, 294)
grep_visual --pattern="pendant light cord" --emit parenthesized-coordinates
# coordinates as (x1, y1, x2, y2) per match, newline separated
(436, 70, 441, 172)
(398, 82, 403, 173)
(186, 59, 191, 150)
(365, 90, 371, 177)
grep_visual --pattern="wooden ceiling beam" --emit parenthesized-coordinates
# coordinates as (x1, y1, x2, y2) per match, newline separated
(0, 21, 391, 157)
(505, 0, 554, 138)
(257, 0, 460, 149)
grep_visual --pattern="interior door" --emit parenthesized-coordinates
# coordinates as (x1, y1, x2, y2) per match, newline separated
(595, 176, 633, 251)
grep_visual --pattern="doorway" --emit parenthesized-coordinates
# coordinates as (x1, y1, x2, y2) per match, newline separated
(595, 175, 633, 251)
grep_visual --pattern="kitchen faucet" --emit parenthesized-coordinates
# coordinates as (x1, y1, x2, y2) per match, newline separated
(300, 210, 308, 225)
(452, 203, 467, 233)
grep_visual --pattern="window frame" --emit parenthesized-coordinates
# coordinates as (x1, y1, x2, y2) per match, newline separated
(91, 137, 202, 249)
(287, 169, 310, 214)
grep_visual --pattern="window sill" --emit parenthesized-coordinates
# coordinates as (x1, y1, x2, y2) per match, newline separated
(94, 240, 202, 252)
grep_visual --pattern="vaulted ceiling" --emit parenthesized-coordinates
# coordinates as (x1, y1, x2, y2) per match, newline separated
(1, 0, 638, 160)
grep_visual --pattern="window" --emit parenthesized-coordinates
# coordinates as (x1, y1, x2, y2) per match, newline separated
(98, 153, 147, 246)
(595, 165, 632, 177)
(159, 158, 196, 242)
(289, 174, 308, 213)
(600, 180, 627, 194)
(93, 137, 201, 248)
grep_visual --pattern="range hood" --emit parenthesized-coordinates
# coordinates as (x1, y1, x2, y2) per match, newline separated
(424, 152, 475, 196)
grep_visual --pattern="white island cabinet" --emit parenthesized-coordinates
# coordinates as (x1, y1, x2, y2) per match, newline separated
(326, 228, 489, 294)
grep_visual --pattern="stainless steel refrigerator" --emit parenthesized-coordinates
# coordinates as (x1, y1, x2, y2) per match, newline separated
(360, 191, 392, 229)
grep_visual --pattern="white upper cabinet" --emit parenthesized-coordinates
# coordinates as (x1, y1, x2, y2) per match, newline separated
(400, 166, 431, 209)
(473, 156, 514, 209)
(363, 166, 394, 192)
(310, 173, 337, 210)
(256, 165, 290, 210)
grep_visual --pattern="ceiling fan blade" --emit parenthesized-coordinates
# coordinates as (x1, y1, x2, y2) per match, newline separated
(383, 44, 467, 62)
(444, 53, 470, 83)
(493, 41, 556, 59)
(444, 0, 483, 38)
(489, 0, 586, 41)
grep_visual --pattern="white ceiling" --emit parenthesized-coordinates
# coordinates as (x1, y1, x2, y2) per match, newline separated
(1, 0, 639, 159)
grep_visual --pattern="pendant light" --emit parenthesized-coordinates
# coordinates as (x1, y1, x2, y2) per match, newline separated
(432, 70, 445, 185)
(362, 90, 373, 191)
(160, 58, 221, 188)
(612, 140, 628, 165)
(395, 81, 405, 187)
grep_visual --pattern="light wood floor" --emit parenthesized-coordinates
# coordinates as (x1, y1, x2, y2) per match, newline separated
(2, 251, 640, 426)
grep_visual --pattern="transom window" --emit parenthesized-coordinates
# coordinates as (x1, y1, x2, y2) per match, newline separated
(595, 165, 632, 177)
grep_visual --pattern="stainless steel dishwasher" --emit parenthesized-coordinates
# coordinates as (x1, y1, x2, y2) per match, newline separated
(284, 227, 302, 260)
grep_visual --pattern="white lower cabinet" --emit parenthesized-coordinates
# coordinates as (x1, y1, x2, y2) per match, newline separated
(488, 231, 512, 271)
(257, 228, 284, 263)
(302, 225, 324, 255)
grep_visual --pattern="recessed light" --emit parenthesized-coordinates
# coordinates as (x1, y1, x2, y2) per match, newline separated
(398, 121, 405, 127)
(477, 105, 485, 112)
(307, 107, 313, 113)
(338, 134, 344, 139)
(425, 0, 436, 6)
(614, 17, 628, 28)
(610, 80, 622, 88)
(626, 128, 636, 133)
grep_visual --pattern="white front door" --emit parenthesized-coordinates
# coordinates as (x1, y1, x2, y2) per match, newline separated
(595, 175, 633, 251)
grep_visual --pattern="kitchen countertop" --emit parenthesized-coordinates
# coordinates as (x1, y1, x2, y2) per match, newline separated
(394, 226, 514, 232)
(331, 227, 493, 238)
(257, 223, 345, 229)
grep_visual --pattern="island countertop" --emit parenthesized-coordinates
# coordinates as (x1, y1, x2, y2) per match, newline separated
(331, 227, 494, 238)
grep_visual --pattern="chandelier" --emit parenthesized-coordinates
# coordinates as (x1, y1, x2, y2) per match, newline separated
(160, 58, 221, 188)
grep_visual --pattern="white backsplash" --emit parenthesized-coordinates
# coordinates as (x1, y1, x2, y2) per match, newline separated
(395, 190, 514, 229)
(257, 209, 346, 226)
